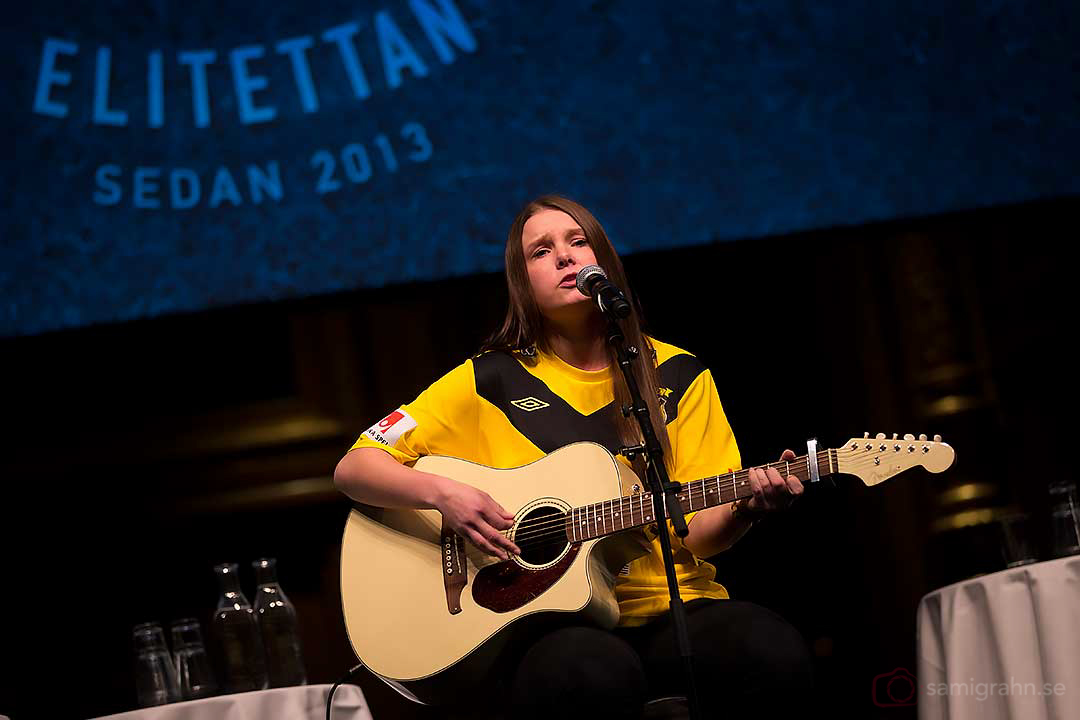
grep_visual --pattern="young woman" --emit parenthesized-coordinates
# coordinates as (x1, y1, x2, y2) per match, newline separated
(334, 195, 813, 718)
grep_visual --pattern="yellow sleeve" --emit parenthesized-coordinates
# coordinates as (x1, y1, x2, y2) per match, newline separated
(349, 359, 479, 466)
(667, 366, 741, 534)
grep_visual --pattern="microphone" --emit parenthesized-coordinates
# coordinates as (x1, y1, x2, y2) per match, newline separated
(575, 265, 632, 319)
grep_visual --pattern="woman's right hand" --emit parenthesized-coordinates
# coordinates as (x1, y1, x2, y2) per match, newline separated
(431, 475, 521, 560)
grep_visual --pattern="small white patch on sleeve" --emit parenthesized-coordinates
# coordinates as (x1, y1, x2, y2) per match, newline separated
(363, 408, 417, 447)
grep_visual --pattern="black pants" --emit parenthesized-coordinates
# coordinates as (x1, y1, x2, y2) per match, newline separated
(507, 599, 813, 719)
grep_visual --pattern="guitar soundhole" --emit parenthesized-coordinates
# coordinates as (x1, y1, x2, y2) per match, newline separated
(516, 505, 569, 566)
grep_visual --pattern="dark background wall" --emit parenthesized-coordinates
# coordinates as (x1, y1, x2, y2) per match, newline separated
(4, 195, 1075, 718)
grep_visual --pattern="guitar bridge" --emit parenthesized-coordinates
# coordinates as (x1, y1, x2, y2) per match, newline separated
(441, 523, 468, 615)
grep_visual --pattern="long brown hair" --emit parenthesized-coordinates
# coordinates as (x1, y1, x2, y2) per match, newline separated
(480, 195, 673, 466)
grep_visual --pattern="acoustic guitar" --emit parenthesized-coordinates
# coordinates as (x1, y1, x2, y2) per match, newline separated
(340, 434, 954, 704)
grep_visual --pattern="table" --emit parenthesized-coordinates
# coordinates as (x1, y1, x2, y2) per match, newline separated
(89, 683, 373, 720)
(917, 555, 1079, 720)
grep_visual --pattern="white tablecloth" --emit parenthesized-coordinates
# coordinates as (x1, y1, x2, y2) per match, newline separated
(917, 555, 1080, 720)
(89, 683, 372, 720)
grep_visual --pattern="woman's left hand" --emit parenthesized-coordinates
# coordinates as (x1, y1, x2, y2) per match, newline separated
(745, 449, 804, 513)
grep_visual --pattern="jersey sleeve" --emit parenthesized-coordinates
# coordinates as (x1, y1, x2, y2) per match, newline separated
(670, 367, 741, 483)
(349, 359, 479, 465)
(668, 365, 742, 533)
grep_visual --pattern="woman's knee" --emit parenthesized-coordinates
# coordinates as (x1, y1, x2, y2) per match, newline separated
(511, 626, 646, 717)
(690, 601, 813, 689)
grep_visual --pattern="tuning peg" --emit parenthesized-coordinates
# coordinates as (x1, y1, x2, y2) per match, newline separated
(933, 434, 942, 442)
(876, 433, 886, 440)
(919, 434, 927, 441)
(891, 433, 898, 440)
(864, 432, 870, 439)
(904, 433, 914, 441)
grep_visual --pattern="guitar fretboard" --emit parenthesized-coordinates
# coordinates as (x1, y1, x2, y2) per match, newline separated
(563, 449, 835, 542)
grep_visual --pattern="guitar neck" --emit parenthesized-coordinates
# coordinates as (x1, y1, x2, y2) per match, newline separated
(565, 448, 835, 542)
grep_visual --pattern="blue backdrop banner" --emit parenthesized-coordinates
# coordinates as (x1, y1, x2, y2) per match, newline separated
(6, 0, 1079, 337)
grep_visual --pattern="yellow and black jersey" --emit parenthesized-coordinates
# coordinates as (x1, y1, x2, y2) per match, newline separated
(350, 337, 742, 626)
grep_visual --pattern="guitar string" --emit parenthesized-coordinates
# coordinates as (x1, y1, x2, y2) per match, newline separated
(499, 470, 763, 545)
(501, 453, 933, 548)
(491, 450, 941, 548)
(499, 450, 924, 544)
(496, 450, 833, 542)
(502, 449, 939, 545)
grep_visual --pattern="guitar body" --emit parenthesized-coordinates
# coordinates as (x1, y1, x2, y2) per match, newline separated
(339, 442, 651, 704)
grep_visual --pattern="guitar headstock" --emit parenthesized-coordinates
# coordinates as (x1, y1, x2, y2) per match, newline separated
(835, 432, 955, 486)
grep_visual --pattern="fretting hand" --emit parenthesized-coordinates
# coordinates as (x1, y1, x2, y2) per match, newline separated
(742, 449, 804, 514)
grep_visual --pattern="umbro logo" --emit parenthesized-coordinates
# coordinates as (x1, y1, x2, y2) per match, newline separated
(510, 396, 550, 412)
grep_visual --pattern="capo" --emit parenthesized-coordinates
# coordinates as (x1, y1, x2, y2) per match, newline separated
(806, 438, 820, 484)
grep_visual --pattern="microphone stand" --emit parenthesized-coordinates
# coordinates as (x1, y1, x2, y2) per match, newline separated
(605, 315, 702, 720)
